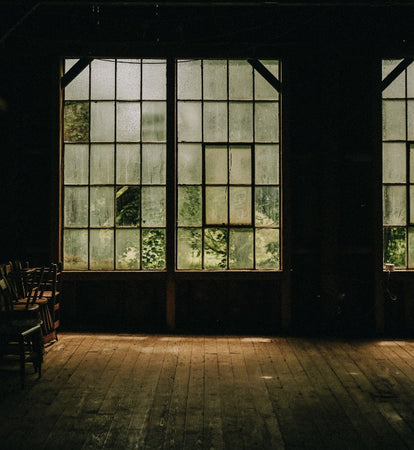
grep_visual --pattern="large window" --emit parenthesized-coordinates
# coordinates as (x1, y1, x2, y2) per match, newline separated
(382, 59, 414, 268)
(62, 58, 281, 271)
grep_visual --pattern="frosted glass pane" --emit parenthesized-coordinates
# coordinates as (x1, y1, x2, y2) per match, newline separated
(142, 60, 166, 100)
(256, 228, 280, 269)
(142, 102, 166, 142)
(91, 59, 115, 99)
(203, 102, 228, 142)
(255, 103, 279, 142)
(204, 228, 227, 269)
(64, 229, 88, 270)
(141, 187, 165, 227)
(408, 101, 414, 140)
(383, 185, 406, 226)
(255, 60, 279, 100)
(177, 60, 201, 99)
(230, 187, 252, 225)
(142, 229, 165, 269)
(177, 228, 202, 269)
(64, 187, 88, 226)
(255, 145, 279, 184)
(178, 186, 202, 226)
(64, 144, 88, 184)
(116, 186, 140, 226)
(409, 228, 414, 268)
(91, 102, 115, 142)
(384, 227, 406, 268)
(90, 144, 114, 184)
(116, 102, 140, 142)
(382, 100, 406, 140)
(255, 186, 279, 227)
(229, 103, 253, 142)
(382, 60, 405, 98)
(383, 143, 406, 183)
(90, 229, 114, 270)
(229, 229, 253, 269)
(116, 229, 140, 269)
(206, 146, 227, 184)
(203, 60, 227, 100)
(177, 102, 202, 142)
(411, 186, 414, 224)
(408, 64, 414, 98)
(142, 144, 166, 184)
(90, 187, 114, 227)
(116, 144, 140, 184)
(229, 146, 251, 184)
(229, 61, 253, 100)
(206, 186, 228, 225)
(410, 146, 414, 183)
(64, 59, 89, 100)
(64, 102, 89, 142)
(117, 59, 141, 100)
(177, 144, 202, 184)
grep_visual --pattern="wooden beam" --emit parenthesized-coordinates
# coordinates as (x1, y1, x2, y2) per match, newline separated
(382, 58, 414, 91)
(247, 59, 281, 93)
(60, 57, 93, 89)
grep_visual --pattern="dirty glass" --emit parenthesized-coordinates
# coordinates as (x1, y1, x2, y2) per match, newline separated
(229, 146, 251, 185)
(116, 144, 140, 184)
(90, 229, 114, 270)
(382, 100, 406, 141)
(383, 143, 406, 183)
(116, 229, 140, 269)
(206, 186, 228, 225)
(204, 228, 227, 269)
(383, 185, 407, 226)
(64, 102, 89, 142)
(116, 102, 140, 142)
(255, 145, 279, 184)
(178, 186, 202, 226)
(116, 186, 140, 226)
(177, 102, 202, 142)
(229, 103, 253, 142)
(206, 146, 227, 184)
(64, 229, 88, 270)
(255, 103, 279, 142)
(177, 228, 202, 269)
(90, 187, 115, 227)
(204, 102, 228, 142)
(177, 60, 201, 100)
(142, 60, 166, 100)
(229, 60, 253, 100)
(142, 229, 165, 269)
(177, 144, 202, 184)
(142, 102, 166, 142)
(384, 227, 406, 268)
(203, 60, 227, 100)
(65, 60, 89, 100)
(64, 144, 89, 184)
(229, 229, 253, 269)
(64, 187, 88, 226)
(141, 186, 166, 227)
(116, 60, 141, 100)
(256, 228, 280, 269)
(255, 60, 279, 100)
(90, 144, 114, 184)
(91, 102, 115, 142)
(91, 59, 115, 100)
(230, 187, 252, 225)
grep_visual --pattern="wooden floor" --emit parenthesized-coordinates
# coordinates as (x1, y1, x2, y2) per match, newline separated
(2, 334, 414, 449)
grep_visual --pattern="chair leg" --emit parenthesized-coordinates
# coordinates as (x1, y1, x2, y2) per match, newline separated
(19, 335, 25, 389)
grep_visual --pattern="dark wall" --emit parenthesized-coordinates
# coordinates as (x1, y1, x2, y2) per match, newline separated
(1, 3, 414, 336)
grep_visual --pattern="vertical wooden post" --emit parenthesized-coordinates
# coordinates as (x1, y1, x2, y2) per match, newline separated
(166, 58, 176, 331)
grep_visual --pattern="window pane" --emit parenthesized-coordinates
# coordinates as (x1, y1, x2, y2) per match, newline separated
(229, 229, 253, 269)
(177, 102, 202, 142)
(142, 229, 166, 269)
(177, 144, 202, 184)
(64, 60, 89, 100)
(64, 102, 89, 142)
(142, 102, 166, 142)
(142, 144, 166, 184)
(256, 228, 280, 269)
(230, 187, 252, 225)
(116, 229, 140, 269)
(408, 64, 414, 98)
(117, 59, 141, 100)
(383, 185, 407, 226)
(64, 187, 88, 226)
(141, 186, 165, 227)
(203, 102, 228, 142)
(177, 228, 202, 269)
(90, 144, 114, 184)
(90, 229, 114, 270)
(91, 102, 115, 142)
(229, 61, 253, 100)
(408, 101, 414, 140)
(255, 186, 279, 227)
(229, 103, 253, 142)
(64, 144, 89, 184)
(90, 187, 115, 227)
(411, 186, 414, 224)
(255, 60, 279, 100)
(64, 229, 88, 270)
(384, 227, 406, 268)
(178, 60, 201, 99)
(382, 100, 406, 140)
(116, 186, 140, 226)
(142, 60, 166, 100)
(116, 102, 140, 142)
(409, 228, 414, 269)
(91, 59, 115, 100)
(383, 143, 406, 183)
(178, 186, 202, 226)
(203, 60, 227, 100)
(205, 146, 227, 184)
(382, 60, 405, 98)
(204, 228, 227, 269)
(206, 186, 228, 225)
(410, 146, 414, 183)
(229, 145, 251, 184)
(116, 144, 140, 184)
(255, 103, 279, 143)
(255, 145, 279, 184)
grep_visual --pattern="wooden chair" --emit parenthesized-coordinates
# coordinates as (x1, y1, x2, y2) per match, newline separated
(0, 275, 43, 389)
